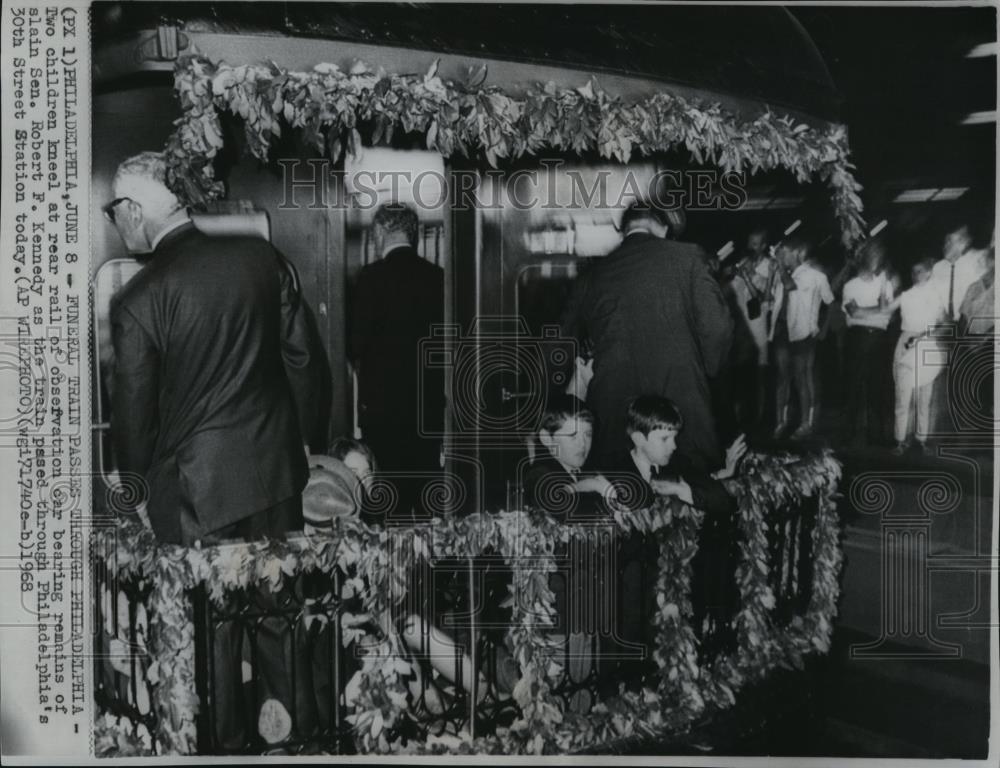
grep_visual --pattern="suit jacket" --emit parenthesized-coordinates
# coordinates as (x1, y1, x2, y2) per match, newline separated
(350, 245, 445, 437)
(522, 454, 606, 521)
(602, 448, 737, 645)
(110, 223, 311, 544)
(603, 449, 736, 519)
(561, 233, 733, 470)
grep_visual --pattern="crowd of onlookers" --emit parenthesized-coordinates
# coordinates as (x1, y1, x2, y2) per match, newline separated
(712, 219, 995, 455)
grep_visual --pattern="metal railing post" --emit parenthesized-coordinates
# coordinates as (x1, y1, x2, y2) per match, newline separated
(467, 555, 477, 740)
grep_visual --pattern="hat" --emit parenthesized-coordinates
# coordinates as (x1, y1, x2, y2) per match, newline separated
(303, 458, 361, 529)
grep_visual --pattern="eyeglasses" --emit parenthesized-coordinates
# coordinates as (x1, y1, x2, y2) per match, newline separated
(101, 197, 132, 224)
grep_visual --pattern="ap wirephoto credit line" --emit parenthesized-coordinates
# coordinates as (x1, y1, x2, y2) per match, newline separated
(0, 1, 996, 764)
(1, 0, 92, 759)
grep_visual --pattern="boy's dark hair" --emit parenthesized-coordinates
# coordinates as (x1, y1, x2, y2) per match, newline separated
(626, 395, 683, 436)
(539, 394, 594, 434)
(913, 256, 936, 274)
(329, 437, 377, 471)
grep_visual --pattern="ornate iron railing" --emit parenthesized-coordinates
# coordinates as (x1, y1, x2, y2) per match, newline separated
(93, 449, 842, 756)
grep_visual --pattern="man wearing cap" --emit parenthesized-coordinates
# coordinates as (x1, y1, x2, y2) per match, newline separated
(561, 200, 733, 471)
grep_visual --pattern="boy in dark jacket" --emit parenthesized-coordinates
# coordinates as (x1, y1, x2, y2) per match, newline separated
(522, 395, 616, 520)
(604, 395, 743, 683)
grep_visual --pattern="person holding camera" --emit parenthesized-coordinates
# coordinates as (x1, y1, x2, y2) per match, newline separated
(730, 227, 777, 427)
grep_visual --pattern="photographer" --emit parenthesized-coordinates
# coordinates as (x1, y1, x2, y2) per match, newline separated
(729, 228, 777, 427)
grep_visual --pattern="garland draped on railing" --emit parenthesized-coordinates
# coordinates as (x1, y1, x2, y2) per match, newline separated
(95, 449, 841, 756)
(163, 55, 866, 247)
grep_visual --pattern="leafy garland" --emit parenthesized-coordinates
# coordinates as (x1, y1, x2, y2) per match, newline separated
(95, 449, 841, 756)
(164, 55, 866, 248)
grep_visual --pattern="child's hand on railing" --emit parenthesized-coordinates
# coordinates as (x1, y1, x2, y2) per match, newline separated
(714, 434, 748, 480)
(650, 478, 693, 505)
(576, 474, 623, 509)
(575, 474, 611, 496)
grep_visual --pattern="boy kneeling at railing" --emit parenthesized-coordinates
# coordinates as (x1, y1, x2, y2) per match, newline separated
(604, 396, 743, 675)
(525, 394, 744, 690)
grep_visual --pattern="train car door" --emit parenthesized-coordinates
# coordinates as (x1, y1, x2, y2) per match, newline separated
(450, 162, 658, 513)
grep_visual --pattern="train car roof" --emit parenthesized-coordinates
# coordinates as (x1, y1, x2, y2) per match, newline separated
(93, 2, 841, 123)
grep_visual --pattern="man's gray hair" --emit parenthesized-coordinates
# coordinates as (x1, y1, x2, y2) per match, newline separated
(113, 151, 169, 188)
(113, 152, 180, 218)
(373, 203, 419, 246)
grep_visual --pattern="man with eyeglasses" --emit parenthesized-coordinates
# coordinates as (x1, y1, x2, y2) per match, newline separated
(106, 150, 313, 544)
(105, 152, 316, 747)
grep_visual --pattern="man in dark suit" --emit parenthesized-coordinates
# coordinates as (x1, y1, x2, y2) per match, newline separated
(560, 201, 733, 471)
(106, 151, 317, 748)
(107, 152, 314, 545)
(350, 203, 444, 521)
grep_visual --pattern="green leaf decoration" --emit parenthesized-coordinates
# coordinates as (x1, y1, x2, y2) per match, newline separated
(162, 55, 864, 246)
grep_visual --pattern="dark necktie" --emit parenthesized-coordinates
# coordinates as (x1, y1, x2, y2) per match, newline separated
(948, 262, 956, 319)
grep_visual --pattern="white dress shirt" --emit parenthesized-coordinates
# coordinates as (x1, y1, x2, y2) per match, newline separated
(932, 249, 988, 321)
(842, 272, 894, 330)
(769, 262, 834, 342)
(898, 281, 946, 333)
(629, 449, 655, 484)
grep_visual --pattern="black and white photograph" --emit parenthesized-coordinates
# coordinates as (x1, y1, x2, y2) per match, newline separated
(0, 0, 997, 762)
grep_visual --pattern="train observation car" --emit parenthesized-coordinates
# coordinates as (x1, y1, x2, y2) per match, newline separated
(92, 1, 852, 507)
(90, 3, 988, 760)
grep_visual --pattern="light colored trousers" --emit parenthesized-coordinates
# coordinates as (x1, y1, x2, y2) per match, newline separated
(893, 331, 943, 443)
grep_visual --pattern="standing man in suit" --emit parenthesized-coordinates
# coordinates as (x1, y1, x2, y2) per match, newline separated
(351, 203, 445, 520)
(108, 151, 314, 544)
(106, 151, 318, 747)
(560, 201, 733, 471)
